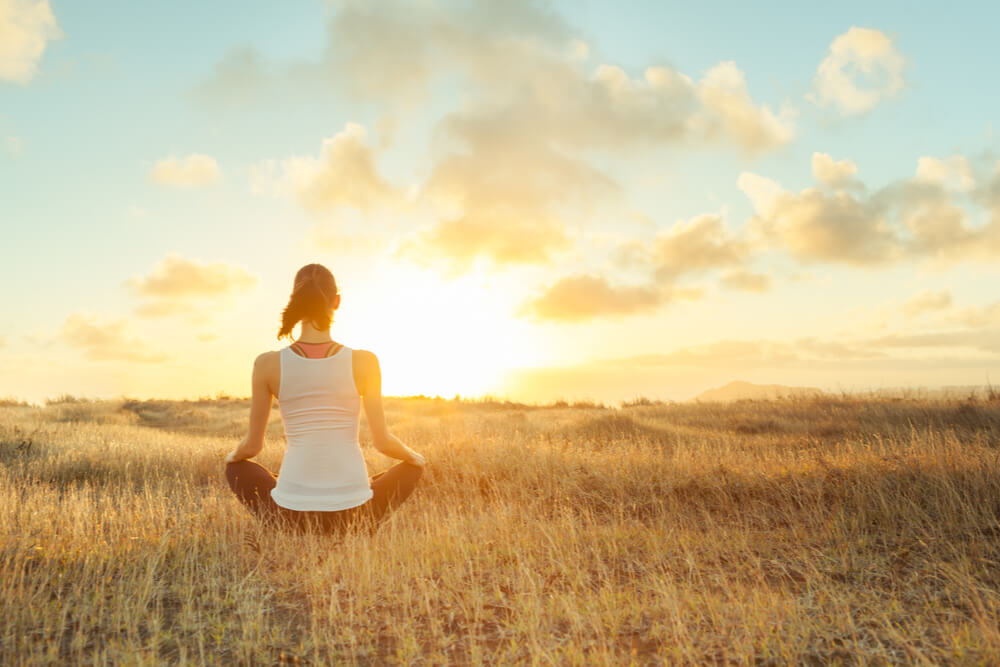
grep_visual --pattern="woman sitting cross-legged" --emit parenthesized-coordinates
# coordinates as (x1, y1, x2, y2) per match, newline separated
(224, 263, 425, 535)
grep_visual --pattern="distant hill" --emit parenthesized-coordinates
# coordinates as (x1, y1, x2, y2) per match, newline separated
(690, 381, 825, 403)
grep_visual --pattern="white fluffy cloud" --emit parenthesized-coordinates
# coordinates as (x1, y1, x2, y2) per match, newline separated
(694, 61, 796, 153)
(255, 123, 396, 213)
(127, 254, 257, 299)
(149, 154, 222, 188)
(407, 131, 615, 268)
(0, 0, 60, 84)
(439, 59, 795, 156)
(810, 27, 905, 115)
(649, 213, 750, 280)
(812, 152, 859, 189)
(740, 172, 899, 265)
(519, 275, 666, 322)
(742, 154, 1000, 266)
(521, 212, 762, 322)
(126, 254, 258, 320)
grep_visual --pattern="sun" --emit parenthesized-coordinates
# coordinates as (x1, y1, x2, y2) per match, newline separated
(339, 271, 539, 399)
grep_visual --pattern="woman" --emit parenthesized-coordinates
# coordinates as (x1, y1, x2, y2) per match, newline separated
(224, 263, 425, 535)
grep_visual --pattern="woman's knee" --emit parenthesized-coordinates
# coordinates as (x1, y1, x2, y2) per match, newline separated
(402, 461, 424, 482)
(224, 460, 244, 489)
(225, 460, 271, 492)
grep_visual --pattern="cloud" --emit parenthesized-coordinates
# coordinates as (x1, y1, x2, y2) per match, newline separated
(254, 123, 396, 213)
(736, 172, 786, 218)
(693, 61, 796, 153)
(519, 275, 667, 322)
(430, 57, 794, 156)
(128, 254, 257, 299)
(193, 0, 572, 109)
(740, 154, 1000, 266)
(59, 313, 167, 363)
(405, 132, 616, 268)
(0, 0, 60, 84)
(149, 154, 222, 188)
(810, 27, 905, 114)
(914, 155, 975, 192)
(741, 174, 899, 265)
(812, 152, 859, 189)
(519, 210, 765, 321)
(903, 290, 952, 318)
(315, 0, 574, 104)
(407, 214, 571, 268)
(894, 181, 992, 262)
(720, 269, 771, 293)
(126, 254, 257, 321)
(648, 213, 749, 280)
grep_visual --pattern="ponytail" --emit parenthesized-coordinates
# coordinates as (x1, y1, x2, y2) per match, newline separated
(278, 264, 338, 339)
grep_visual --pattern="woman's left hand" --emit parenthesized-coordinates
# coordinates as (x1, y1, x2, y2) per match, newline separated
(225, 437, 251, 465)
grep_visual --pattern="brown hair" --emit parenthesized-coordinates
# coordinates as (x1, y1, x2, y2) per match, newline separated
(278, 264, 338, 340)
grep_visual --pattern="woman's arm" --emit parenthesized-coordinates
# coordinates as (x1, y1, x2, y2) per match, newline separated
(224, 353, 277, 463)
(357, 350, 425, 466)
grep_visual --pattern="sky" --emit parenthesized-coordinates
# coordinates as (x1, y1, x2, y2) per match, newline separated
(2, 0, 1000, 404)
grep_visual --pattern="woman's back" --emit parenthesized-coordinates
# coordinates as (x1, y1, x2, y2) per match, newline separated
(270, 345, 374, 511)
(224, 262, 424, 532)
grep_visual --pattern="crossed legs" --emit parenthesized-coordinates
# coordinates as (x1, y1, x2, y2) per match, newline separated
(225, 459, 423, 534)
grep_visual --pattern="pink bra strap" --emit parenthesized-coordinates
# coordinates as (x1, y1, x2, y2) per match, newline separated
(292, 341, 338, 358)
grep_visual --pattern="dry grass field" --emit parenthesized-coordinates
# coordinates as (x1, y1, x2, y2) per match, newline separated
(2, 393, 1000, 664)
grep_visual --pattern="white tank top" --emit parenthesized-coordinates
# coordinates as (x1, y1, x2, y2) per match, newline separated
(270, 346, 374, 511)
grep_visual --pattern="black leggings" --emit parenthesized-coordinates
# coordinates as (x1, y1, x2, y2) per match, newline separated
(225, 459, 423, 535)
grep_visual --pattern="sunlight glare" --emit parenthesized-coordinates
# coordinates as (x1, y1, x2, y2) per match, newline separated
(340, 271, 540, 398)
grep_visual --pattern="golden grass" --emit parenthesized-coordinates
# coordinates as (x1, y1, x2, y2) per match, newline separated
(2, 395, 1000, 664)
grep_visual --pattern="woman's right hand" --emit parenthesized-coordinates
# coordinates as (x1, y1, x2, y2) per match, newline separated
(406, 451, 427, 468)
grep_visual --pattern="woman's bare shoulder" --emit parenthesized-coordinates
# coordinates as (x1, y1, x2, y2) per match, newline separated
(352, 349, 380, 389)
(253, 350, 282, 369)
(352, 348, 378, 366)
